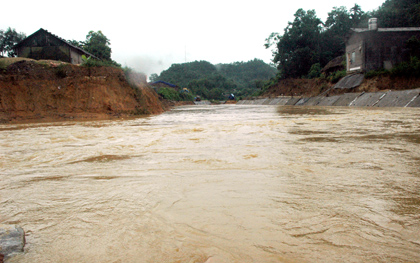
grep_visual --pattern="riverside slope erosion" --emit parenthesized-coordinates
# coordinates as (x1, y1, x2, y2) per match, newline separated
(0, 59, 165, 123)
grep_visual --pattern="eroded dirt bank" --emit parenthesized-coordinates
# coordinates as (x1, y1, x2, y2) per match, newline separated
(0, 59, 166, 123)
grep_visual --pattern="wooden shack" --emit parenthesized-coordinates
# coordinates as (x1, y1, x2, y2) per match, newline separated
(13, 28, 97, 64)
(346, 19, 420, 73)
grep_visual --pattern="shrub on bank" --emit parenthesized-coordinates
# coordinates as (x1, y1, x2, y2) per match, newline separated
(327, 70, 346, 83)
(364, 56, 420, 79)
(365, 69, 390, 79)
(157, 87, 180, 101)
(390, 56, 420, 77)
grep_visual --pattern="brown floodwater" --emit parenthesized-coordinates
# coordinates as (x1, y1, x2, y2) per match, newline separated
(1, 105, 419, 262)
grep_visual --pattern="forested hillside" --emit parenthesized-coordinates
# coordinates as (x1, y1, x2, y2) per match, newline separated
(150, 59, 276, 100)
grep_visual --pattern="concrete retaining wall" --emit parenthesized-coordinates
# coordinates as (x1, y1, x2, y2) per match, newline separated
(237, 89, 420, 108)
(317, 95, 341, 106)
(374, 89, 420, 107)
(350, 92, 385, 107)
(332, 93, 361, 106)
(285, 98, 300, 105)
(407, 94, 420, 107)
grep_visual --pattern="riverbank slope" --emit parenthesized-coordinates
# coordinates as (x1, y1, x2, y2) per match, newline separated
(261, 76, 420, 98)
(0, 58, 166, 123)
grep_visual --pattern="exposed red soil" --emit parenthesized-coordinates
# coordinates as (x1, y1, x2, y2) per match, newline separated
(0, 59, 167, 123)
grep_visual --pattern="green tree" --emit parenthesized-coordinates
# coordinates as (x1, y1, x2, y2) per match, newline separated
(83, 30, 112, 61)
(307, 63, 321, 79)
(273, 9, 323, 78)
(266, 5, 369, 80)
(321, 6, 364, 64)
(157, 87, 180, 101)
(155, 59, 274, 99)
(158, 61, 217, 87)
(208, 88, 224, 100)
(149, 73, 159, 82)
(67, 39, 83, 48)
(0, 27, 26, 57)
(350, 4, 366, 26)
(217, 59, 276, 90)
(371, 0, 420, 27)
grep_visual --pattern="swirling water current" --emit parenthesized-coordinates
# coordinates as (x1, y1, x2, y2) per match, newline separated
(1, 105, 419, 262)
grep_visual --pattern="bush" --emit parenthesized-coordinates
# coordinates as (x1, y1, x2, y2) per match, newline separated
(365, 69, 389, 79)
(158, 87, 181, 101)
(391, 56, 420, 77)
(328, 70, 346, 83)
(307, 63, 321, 79)
(179, 91, 194, 101)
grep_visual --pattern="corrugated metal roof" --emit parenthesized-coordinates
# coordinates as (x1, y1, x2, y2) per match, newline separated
(351, 27, 420, 33)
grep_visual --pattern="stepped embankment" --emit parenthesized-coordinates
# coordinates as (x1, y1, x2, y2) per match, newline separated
(238, 89, 420, 107)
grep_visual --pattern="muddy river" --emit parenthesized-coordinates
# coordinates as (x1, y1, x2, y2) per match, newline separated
(1, 105, 419, 262)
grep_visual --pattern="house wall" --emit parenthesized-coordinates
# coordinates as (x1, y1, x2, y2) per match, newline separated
(364, 31, 420, 72)
(16, 32, 73, 63)
(16, 45, 71, 62)
(346, 34, 364, 72)
(347, 30, 420, 73)
(70, 49, 83, 64)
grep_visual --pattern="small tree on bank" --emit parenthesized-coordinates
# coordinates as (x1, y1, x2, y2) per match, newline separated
(0, 27, 26, 57)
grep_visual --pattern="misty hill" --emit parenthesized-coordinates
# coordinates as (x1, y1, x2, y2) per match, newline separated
(151, 59, 276, 100)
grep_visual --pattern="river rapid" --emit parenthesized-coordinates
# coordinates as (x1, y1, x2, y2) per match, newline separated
(1, 105, 419, 263)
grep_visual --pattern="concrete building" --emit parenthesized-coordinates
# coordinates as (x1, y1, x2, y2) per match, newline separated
(13, 28, 97, 64)
(346, 18, 420, 73)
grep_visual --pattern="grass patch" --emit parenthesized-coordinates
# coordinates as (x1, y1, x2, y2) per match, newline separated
(327, 70, 347, 83)
(0, 57, 34, 69)
(365, 69, 390, 79)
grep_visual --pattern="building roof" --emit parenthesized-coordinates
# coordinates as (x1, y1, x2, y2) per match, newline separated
(150, 80, 178, 88)
(14, 28, 99, 59)
(322, 56, 344, 73)
(351, 27, 420, 33)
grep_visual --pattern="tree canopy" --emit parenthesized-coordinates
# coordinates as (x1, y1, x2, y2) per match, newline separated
(70, 30, 120, 67)
(372, 0, 420, 27)
(82, 30, 112, 60)
(152, 59, 276, 100)
(0, 28, 26, 57)
(266, 5, 367, 79)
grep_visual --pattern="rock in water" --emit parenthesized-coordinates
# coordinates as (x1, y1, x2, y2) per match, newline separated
(0, 224, 25, 260)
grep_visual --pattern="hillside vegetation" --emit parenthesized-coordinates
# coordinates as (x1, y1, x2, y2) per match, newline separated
(151, 59, 276, 100)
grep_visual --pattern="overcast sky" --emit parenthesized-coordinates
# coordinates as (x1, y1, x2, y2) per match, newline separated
(3, 0, 385, 77)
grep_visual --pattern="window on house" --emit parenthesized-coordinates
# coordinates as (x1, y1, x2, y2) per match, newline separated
(348, 52, 356, 65)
